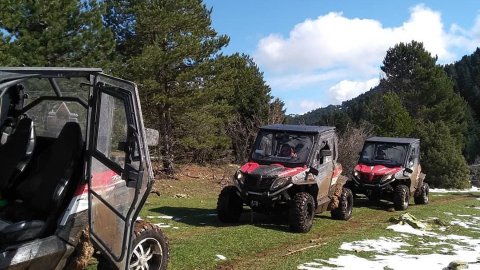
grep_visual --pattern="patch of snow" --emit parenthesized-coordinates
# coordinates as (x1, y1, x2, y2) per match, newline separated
(340, 237, 408, 254)
(450, 219, 480, 231)
(147, 215, 175, 219)
(299, 214, 480, 270)
(430, 186, 480, 193)
(154, 223, 171, 228)
(473, 206, 480, 210)
(432, 194, 445, 196)
(299, 240, 480, 270)
(387, 223, 437, 236)
(457, 214, 472, 217)
(215, 254, 226, 261)
(444, 212, 454, 215)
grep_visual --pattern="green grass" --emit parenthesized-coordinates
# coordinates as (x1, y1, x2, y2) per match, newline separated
(142, 181, 480, 270)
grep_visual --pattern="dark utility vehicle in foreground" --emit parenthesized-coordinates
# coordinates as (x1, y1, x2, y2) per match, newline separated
(348, 137, 428, 210)
(217, 124, 353, 233)
(0, 68, 168, 269)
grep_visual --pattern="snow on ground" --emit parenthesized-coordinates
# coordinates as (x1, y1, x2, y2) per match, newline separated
(298, 214, 480, 270)
(429, 186, 480, 193)
(215, 254, 227, 261)
(386, 223, 436, 236)
(340, 237, 409, 254)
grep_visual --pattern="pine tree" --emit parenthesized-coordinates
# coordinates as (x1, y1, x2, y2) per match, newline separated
(124, 0, 229, 172)
(372, 92, 413, 137)
(0, 0, 114, 66)
(381, 41, 471, 188)
(413, 120, 470, 188)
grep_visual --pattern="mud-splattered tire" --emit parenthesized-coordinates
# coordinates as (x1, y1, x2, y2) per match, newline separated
(331, 188, 353, 220)
(217, 186, 243, 223)
(129, 221, 169, 270)
(414, 182, 429, 205)
(97, 221, 169, 270)
(393, 185, 409, 211)
(289, 192, 315, 233)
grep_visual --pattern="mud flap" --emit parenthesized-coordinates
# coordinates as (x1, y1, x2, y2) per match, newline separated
(414, 173, 427, 196)
(327, 176, 348, 211)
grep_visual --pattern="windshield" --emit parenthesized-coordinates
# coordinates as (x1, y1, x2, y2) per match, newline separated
(251, 130, 314, 166)
(359, 142, 408, 167)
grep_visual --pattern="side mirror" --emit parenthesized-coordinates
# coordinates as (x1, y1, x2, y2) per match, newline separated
(309, 167, 319, 176)
(320, 149, 332, 157)
(255, 149, 265, 156)
(145, 128, 159, 146)
(404, 167, 413, 174)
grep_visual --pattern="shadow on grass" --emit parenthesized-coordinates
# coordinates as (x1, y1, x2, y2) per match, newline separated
(149, 206, 303, 232)
(352, 195, 396, 212)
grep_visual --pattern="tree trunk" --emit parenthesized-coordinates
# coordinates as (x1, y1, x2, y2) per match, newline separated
(158, 105, 174, 175)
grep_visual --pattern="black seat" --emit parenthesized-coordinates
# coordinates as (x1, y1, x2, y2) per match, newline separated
(0, 118, 35, 195)
(0, 122, 83, 244)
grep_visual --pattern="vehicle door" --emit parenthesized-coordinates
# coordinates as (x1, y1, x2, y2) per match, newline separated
(87, 74, 153, 269)
(314, 133, 335, 202)
(407, 142, 421, 191)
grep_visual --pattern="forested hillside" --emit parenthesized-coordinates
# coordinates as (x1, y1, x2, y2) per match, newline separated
(289, 42, 480, 188)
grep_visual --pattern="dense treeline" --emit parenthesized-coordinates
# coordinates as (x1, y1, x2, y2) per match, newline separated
(0, 0, 285, 172)
(289, 41, 479, 188)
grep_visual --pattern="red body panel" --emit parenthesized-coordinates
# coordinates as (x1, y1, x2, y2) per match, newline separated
(355, 163, 402, 181)
(240, 162, 307, 178)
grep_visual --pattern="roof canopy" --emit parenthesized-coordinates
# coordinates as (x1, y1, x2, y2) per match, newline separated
(260, 124, 335, 134)
(366, 136, 419, 144)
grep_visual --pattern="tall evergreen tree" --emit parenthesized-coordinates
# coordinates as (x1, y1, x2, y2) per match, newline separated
(371, 92, 413, 137)
(124, 0, 229, 172)
(202, 54, 272, 162)
(0, 0, 114, 66)
(413, 120, 471, 188)
(381, 41, 471, 188)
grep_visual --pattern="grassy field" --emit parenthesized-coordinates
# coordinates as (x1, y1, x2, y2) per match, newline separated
(139, 166, 480, 270)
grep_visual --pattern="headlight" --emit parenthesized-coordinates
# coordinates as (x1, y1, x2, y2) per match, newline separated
(353, 170, 359, 178)
(235, 170, 245, 185)
(380, 174, 394, 182)
(270, 177, 291, 190)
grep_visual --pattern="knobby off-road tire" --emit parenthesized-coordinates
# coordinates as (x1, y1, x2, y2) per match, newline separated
(393, 184, 410, 211)
(97, 221, 169, 270)
(129, 221, 169, 270)
(414, 182, 429, 205)
(217, 186, 243, 223)
(331, 188, 353, 220)
(289, 192, 315, 233)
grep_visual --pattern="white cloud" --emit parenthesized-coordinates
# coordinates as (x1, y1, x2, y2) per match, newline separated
(267, 69, 347, 90)
(299, 100, 323, 113)
(286, 100, 323, 114)
(329, 78, 380, 103)
(255, 4, 474, 73)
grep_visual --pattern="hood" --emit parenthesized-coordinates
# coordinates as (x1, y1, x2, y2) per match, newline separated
(240, 162, 307, 178)
(355, 163, 402, 180)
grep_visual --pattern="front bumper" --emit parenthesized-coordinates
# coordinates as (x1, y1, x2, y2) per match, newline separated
(350, 176, 396, 191)
(235, 184, 293, 211)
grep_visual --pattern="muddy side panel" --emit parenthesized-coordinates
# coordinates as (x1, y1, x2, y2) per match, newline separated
(314, 134, 336, 201)
(0, 236, 73, 270)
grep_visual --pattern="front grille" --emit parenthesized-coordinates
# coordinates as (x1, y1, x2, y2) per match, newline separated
(359, 174, 383, 183)
(244, 175, 276, 192)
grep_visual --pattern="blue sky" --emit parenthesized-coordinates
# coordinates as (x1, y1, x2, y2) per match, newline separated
(203, 1, 480, 115)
